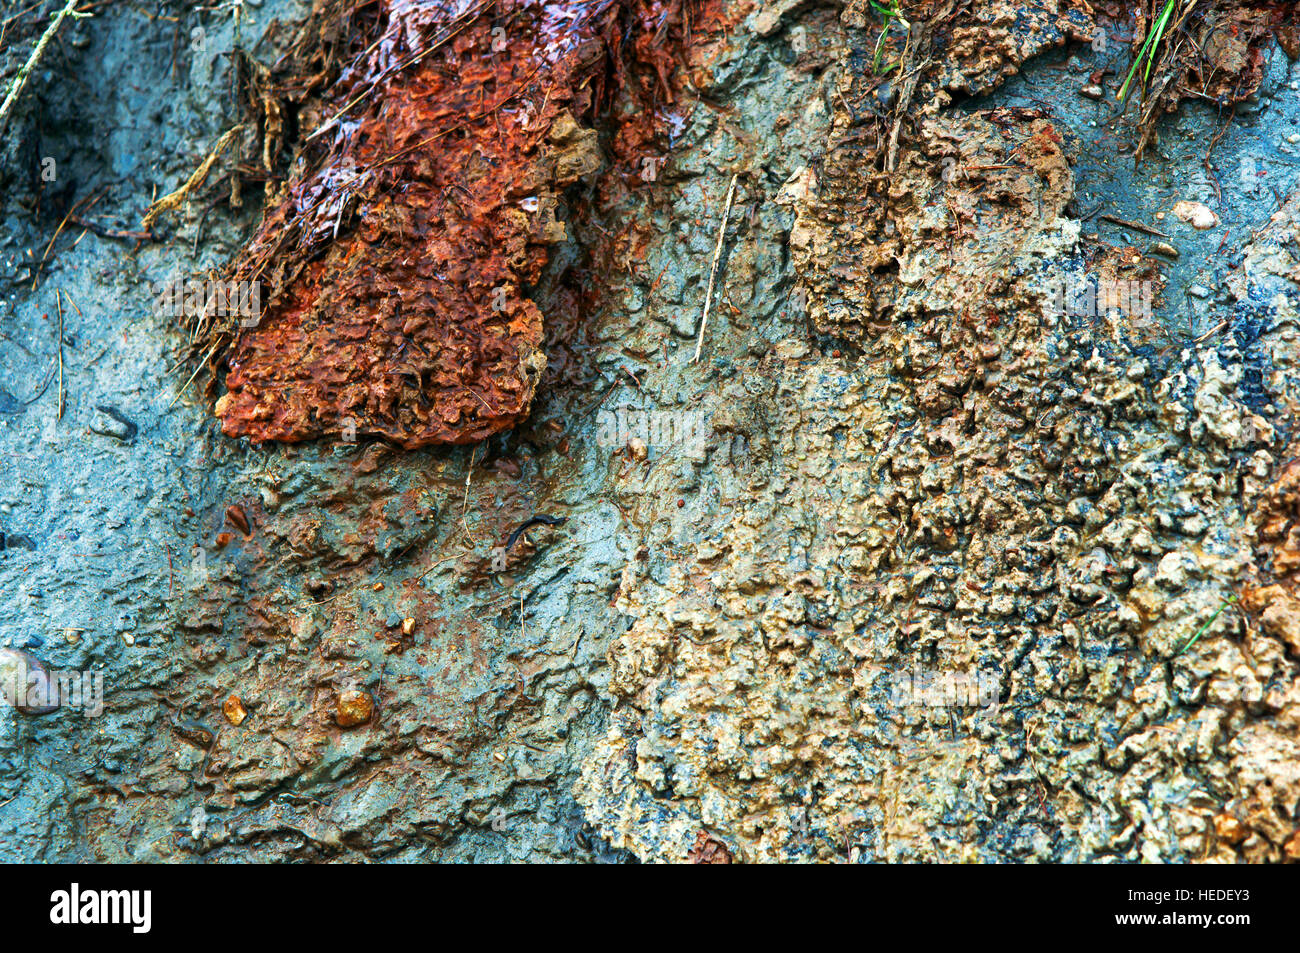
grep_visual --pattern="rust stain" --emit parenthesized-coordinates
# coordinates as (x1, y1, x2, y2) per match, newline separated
(216, 0, 725, 449)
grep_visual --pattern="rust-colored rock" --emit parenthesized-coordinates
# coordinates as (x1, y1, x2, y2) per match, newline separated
(223, 693, 248, 726)
(336, 689, 374, 728)
(687, 830, 733, 863)
(216, 0, 703, 448)
(1212, 813, 1248, 845)
(225, 504, 251, 537)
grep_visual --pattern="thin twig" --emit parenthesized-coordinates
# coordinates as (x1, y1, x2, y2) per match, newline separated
(32, 187, 103, 290)
(68, 214, 156, 242)
(55, 290, 64, 420)
(1098, 213, 1169, 239)
(0, 0, 89, 132)
(691, 172, 738, 364)
(305, 0, 493, 144)
(167, 341, 220, 410)
(141, 125, 242, 229)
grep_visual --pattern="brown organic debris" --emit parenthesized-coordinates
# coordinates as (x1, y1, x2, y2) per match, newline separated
(141, 125, 243, 230)
(841, 0, 1094, 101)
(792, 107, 1078, 345)
(1109, 1, 1299, 160)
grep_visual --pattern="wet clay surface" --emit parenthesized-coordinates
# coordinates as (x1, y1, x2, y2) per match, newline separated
(2, 0, 1300, 863)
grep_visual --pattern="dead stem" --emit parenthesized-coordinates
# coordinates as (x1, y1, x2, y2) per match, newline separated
(691, 172, 738, 364)
(55, 289, 64, 420)
(0, 0, 90, 131)
(142, 125, 244, 229)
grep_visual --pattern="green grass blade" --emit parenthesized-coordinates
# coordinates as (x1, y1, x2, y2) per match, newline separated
(1175, 594, 1238, 657)
(871, 6, 894, 74)
(1117, 0, 1178, 104)
(1143, 1, 1177, 83)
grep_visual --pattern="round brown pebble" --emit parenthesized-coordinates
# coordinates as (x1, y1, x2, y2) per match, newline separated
(222, 693, 248, 726)
(676, 499, 685, 508)
(336, 689, 374, 728)
(224, 504, 251, 536)
(1213, 813, 1248, 845)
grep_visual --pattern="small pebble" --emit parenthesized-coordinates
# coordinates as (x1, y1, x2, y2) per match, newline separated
(89, 405, 137, 443)
(225, 504, 251, 536)
(223, 693, 248, 726)
(1172, 200, 1219, 230)
(336, 689, 374, 728)
(1213, 813, 1247, 845)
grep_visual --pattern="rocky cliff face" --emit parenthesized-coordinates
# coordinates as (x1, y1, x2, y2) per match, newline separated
(1, 0, 1298, 862)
